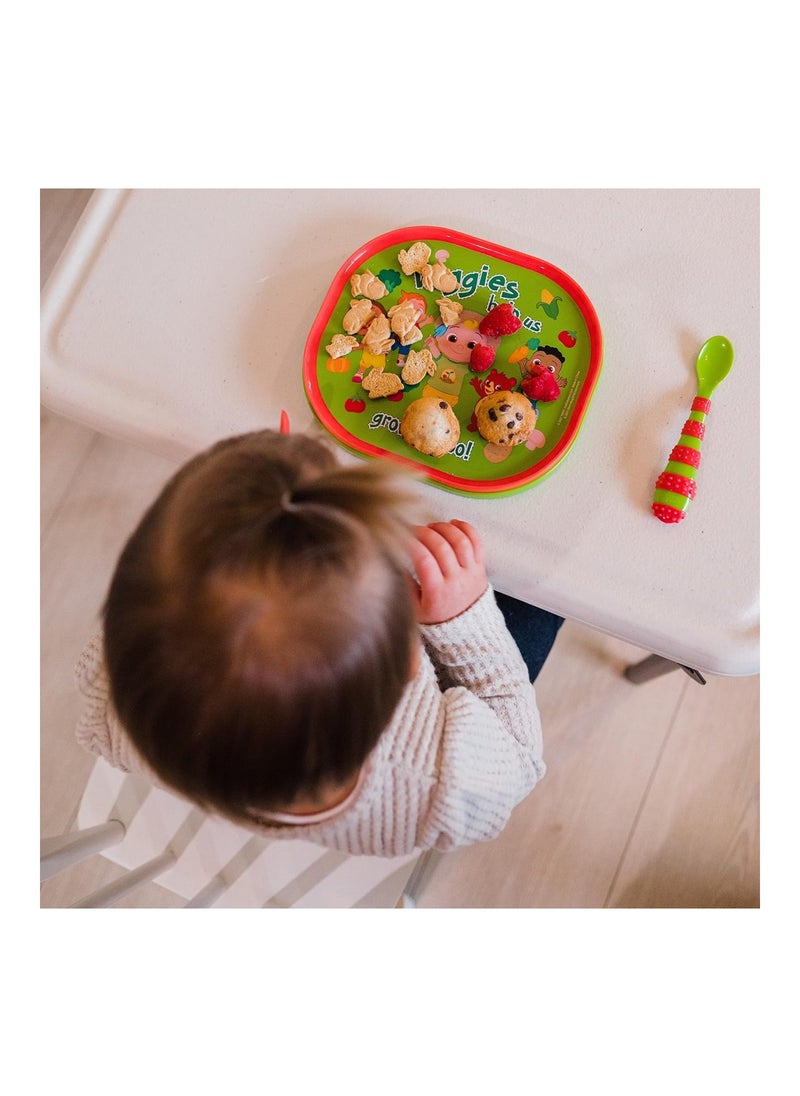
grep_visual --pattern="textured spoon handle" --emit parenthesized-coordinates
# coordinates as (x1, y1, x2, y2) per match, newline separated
(652, 397, 711, 523)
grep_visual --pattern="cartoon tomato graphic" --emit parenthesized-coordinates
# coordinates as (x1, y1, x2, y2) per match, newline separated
(558, 330, 577, 348)
(345, 398, 366, 413)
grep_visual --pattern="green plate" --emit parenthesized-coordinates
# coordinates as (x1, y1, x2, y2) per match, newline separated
(303, 226, 603, 496)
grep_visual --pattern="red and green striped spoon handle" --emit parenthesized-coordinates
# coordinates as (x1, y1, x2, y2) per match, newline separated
(652, 398, 710, 522)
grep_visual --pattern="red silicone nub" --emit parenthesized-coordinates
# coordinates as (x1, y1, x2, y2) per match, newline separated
(681, 419, 705, 439)
(655, 472, 697, 498)
(652, 503, 685, 523)
(670, 444, 701, 469)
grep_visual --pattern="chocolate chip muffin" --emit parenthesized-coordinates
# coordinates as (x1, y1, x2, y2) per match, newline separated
(400, 396, 461, 458)
(474, 390, 537, 446)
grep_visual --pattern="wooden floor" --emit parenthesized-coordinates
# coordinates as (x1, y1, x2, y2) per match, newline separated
(40, 190, 760, 908)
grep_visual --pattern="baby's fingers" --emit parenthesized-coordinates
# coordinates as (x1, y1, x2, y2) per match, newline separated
(408, 534, 446, 586)
(447, 520, 484, 565)
(425, 521, 481, 570)
(412, 524, 460, 577)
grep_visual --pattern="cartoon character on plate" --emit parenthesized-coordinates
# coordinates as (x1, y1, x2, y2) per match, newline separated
(518, 344, 567, 401)
(421, 310, 502, 408)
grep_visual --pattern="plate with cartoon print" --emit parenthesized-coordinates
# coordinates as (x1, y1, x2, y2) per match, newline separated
(303, 226, 603, 496)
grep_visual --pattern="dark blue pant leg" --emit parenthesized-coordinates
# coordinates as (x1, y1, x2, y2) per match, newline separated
(494, 591, 564, 683)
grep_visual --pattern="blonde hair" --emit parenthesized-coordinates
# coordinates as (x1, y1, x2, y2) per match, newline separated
(103, 430, 423, 823)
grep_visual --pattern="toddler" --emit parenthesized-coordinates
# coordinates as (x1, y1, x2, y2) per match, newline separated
(75, 429, 561, 857)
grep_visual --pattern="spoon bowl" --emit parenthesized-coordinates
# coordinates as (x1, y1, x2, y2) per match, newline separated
(695, 335, 734, 400)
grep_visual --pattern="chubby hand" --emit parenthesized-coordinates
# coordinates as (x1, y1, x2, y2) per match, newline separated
(409, 520, 488, 625)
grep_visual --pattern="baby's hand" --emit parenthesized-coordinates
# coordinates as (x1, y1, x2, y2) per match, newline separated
(409, 520, 488, 625)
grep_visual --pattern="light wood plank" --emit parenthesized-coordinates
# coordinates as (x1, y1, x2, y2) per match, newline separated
(40, 431, 180, 839)
(40, 409, 96, 530)
(606, 673, 759, 907)
(41, 855, 185, 909)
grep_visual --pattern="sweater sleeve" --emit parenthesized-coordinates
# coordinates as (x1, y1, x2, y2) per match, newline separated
(74, 633, 153, 778)
(416, 586, 546, 849)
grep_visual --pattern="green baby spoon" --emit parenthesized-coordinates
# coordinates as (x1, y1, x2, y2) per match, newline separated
(652, 335, 735, 523)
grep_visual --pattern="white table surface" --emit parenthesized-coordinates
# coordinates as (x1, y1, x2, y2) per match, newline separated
(40, 188, 760, 676)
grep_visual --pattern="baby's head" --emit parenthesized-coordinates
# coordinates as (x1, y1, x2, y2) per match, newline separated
(103, 430, 421, 824)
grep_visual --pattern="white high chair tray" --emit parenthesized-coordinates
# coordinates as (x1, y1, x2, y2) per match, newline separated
(40, 189, 759, 676)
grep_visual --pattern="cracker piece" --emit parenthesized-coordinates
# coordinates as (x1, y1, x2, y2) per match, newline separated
(401, 348, 437, 385)
(437, 298, 463, 326)
(363, 315, 394, 355)
(326, 333, 359, 358)
(421, 261, 460, 293)
(342, 297, 375, 335)
(398, 325, 423, 345)
(388, 298, 421, 330)
(350, 270, 387, 299)
(362, 370, 404, 398)
(388, 299, 424, 345)
(397, 241, 432, 275)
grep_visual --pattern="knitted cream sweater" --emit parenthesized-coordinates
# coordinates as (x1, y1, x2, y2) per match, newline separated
(75, 586, 545, 857)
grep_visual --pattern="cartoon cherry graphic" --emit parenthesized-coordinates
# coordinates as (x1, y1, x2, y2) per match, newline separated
(559, 330, 577, 348)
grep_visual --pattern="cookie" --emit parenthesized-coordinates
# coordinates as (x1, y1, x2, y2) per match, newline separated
(400, 396, 461, 458)
(474, 390, 537, 447)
